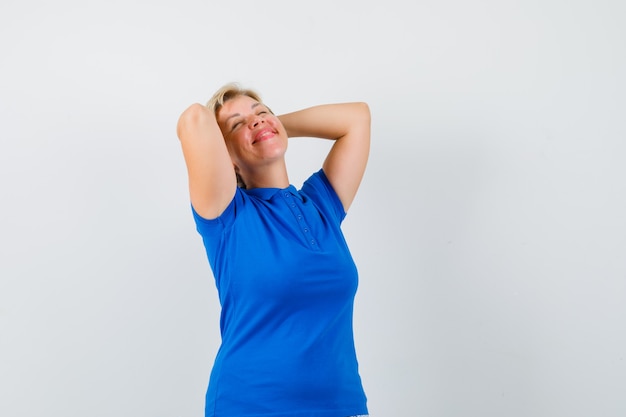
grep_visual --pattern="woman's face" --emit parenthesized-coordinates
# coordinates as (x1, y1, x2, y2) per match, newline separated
(216, 94, 288, 173)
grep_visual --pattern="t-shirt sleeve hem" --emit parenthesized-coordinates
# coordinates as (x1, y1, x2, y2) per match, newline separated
(303, 169, 347, 223)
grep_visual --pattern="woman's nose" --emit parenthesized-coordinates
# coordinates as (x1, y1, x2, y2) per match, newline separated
(250, 115, 264, 128)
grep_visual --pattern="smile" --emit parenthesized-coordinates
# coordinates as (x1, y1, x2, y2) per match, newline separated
(253, 129, 276, 143)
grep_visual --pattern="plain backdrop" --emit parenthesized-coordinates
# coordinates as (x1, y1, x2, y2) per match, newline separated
(1, 0, 625, 416)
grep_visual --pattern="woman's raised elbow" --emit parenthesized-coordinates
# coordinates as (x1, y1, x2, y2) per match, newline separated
(177, 103, 214, 140)
(354, 102, 371, 123)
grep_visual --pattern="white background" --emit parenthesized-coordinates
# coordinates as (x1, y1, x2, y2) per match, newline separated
(1, 0, 625, 416)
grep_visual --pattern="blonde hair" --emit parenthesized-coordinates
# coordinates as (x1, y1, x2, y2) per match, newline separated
(206, 82, 263, 115)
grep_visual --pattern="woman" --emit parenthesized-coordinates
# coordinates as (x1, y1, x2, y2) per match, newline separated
(177, 83, 371, 417)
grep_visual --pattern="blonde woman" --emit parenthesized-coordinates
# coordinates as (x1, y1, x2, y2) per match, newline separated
(177, 83, 371, 417)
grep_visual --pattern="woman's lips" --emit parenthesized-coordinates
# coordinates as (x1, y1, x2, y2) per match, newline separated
(253, 129, 276, 143)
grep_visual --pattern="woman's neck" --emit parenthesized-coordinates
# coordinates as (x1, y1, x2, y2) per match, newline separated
(240, 162, 290, 190)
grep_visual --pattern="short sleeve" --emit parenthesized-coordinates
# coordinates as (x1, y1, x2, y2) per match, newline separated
(191, 189, 241, 270)
(300, 169, 347, 224)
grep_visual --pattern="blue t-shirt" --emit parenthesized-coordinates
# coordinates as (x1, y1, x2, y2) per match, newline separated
(192, 169, 368, 417)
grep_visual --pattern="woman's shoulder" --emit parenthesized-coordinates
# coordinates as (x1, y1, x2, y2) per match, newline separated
(301, 169, 346, 222)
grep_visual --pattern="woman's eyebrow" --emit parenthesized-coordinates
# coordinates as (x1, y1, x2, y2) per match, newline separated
(225, 113, 241, 124)
(225, 103, 263, 122)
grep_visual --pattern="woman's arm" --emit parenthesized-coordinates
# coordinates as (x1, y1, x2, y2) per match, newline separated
(177, 103, 237, 219)
(279, 102, 371, 211)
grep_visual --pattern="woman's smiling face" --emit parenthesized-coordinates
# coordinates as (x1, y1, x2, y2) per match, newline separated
(216, 94, 288, 173)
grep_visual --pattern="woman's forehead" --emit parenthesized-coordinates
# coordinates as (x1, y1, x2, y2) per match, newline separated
(221, 95, 257, 112)
(218, 96, 265, 121)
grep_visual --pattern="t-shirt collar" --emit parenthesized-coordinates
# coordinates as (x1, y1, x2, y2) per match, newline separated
(245, 185, 302, 201)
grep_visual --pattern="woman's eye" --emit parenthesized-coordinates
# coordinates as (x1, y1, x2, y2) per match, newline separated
(231, 121, 242, 130)
(258, 111, 267, 115)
